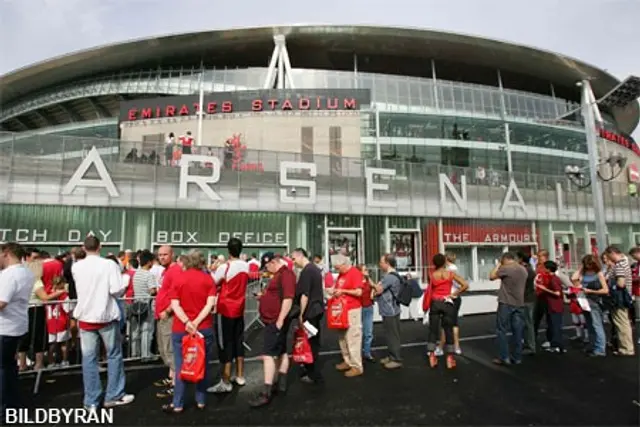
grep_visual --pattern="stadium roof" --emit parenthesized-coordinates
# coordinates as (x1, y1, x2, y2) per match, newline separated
(1, 25, 638, 134)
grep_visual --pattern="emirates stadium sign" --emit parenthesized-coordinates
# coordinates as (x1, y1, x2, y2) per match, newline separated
(119, 89, 371, 122)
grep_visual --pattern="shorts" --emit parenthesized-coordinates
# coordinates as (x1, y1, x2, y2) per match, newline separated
(451, 297, 462, 327)
(182, 145, 192, 155)
(215, 315, 245, 363)
(262, 321, 291, 357)
(48, 331, 70, 344)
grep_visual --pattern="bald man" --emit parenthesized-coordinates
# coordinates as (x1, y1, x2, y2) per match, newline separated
(153, 245, 182, 398)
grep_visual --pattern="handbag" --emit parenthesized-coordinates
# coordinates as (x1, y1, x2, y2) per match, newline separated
(291, 327, 314, 364)
(179, 332, 206, 383)
(422, 284, 433, 312)
(326, 296, 349, 329)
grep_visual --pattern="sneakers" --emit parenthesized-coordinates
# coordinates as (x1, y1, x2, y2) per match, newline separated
(454, 347, 462, 355)
(335, 362, 350, 371)
(434, 347, 444, 357)
(541, 341, 551, 349)
(545, 347, 566, 354)
(156, 388, 174, 398)
(249, 391, 271, 408)
(104, 394, 135, 408)
(378, 357, 390, 365)
(231, 376, 246, 386)
(344, 368, 363, 378)
(207, 380, 233, 394)
(60, 361, 70, 368)
(154, 378, 172, 388)
(383, 361, 402, 370)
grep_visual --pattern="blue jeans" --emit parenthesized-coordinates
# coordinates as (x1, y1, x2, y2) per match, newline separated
(496, 303, 524, 363)
(585, 300, 606, 355)
(79, 322, 126, 407)
(172, 328, 214, 409)
(361, 306, 374, 357)
(130, 314, 155, 359)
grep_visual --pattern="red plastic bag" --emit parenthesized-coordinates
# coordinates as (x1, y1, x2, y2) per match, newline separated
(179, 333, 206, 383)
(422, 285, 432, 312)
(292, 327, 314, 364)
(326, 297, 349, 329)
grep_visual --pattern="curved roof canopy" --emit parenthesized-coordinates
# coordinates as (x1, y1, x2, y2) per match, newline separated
(1, 25, 638, 133)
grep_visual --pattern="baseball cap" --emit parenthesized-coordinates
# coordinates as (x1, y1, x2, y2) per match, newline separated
(260, 252, 277, 270)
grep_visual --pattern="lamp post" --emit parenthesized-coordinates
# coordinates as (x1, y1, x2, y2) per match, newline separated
(565, 76, 640, 256)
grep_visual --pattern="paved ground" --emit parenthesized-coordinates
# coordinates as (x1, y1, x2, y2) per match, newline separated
(19, 314, 640, 426)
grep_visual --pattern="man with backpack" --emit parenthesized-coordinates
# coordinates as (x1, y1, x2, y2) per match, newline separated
(373, 253, 407, 370)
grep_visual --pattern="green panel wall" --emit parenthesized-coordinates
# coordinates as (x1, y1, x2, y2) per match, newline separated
(388, 216, 417, 229)
(363, 216, 385, 265)
(152, 210, 288, 248)
(122, 209, 153, 251)
(0, 205, 123, 245)
(289, 213, 324, 257)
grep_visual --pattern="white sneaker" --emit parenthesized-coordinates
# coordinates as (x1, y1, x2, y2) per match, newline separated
(61, 361, 70, 368)
(434, 347, 444, 357)
(231, 376, 246, 386)
(104, 394, 135, 408)
(454, 347, 462, 355)
(48, 363, 59, 370)
(207, 380, 232, 393)
(541, 341, 551, 349)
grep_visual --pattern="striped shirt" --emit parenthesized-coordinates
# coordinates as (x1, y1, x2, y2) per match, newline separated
(132, 269, 157, 300)
(613, 256, 633, 296)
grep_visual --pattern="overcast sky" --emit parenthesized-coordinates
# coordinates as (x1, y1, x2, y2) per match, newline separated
(1, 0, 638, 131)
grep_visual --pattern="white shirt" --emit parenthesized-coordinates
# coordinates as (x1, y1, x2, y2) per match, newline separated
(0, 264, 35, 336)
(150, 264, 165, 288)
(72, 254, 127, 323)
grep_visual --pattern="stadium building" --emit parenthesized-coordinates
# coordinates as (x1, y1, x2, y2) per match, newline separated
(1, 25, 639, 293)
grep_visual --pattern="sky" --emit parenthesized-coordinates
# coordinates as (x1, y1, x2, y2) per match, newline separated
(0, 0, 638, 131)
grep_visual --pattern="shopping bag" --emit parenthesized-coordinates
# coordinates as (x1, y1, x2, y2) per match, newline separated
(179, 332, 206, 383)
(292, 327, 314, 364)
(422, 285, 433, 312)
(326, 297, 349, 329)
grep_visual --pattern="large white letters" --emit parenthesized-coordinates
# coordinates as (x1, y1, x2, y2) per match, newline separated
(279, 161, 317, 204)
(61, 147, 119, 197)
(439, 174, 468, 212)
(500, 179, 527, 212)
(179, 155, 221, 200)
(365, 167, 396, 208)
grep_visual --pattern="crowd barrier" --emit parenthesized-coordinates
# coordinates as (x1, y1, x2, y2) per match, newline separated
(18, 277, 266, 395)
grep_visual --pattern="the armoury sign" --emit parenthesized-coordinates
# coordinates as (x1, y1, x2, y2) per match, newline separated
(119, 89, 371, 122)
(62, 147, 576, 214)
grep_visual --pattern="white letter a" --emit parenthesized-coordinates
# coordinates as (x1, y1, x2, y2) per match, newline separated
(61, 147, 119, 197)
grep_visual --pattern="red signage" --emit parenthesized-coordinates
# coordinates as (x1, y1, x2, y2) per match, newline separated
(442, 224, 536, 245)
(628, 163, 639, 183)
(598, 128, 640, 156)
(227, 134, 264, 172)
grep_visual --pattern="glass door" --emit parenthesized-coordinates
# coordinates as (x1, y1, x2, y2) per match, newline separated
(389, 231, 418, 272)
(327, 230, 362, 270)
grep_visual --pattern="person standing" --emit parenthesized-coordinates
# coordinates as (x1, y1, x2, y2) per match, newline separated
(603, 246, 635, 356)
(357, 264, 376, 363)
(163, 251, 216, 413)
(209, 238, 249, 393)
(518, 252, 538, 355)
(72, 236, 134, 409)
(535, 261, 565, 353)
(373, 254, 403, 369)
(249, 253, 296, 408)
(532, 249, 553, 349)
(629, 247, 640, 344)
(154, 245, 181, 399)
(0, 242, 34, 424)
(179, 131, 194, 155)
(291, 248, 325, 384)
(490, 252, 527, 366)
(330, 255, 364, 378)
(130, 250, 158, 359)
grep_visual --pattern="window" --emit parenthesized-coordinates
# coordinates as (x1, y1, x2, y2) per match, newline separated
(329, 126, 342, 176)
(301, 127, 314, 162)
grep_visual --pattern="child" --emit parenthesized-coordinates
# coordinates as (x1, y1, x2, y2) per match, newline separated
(46, 276, 71, 367)
(535, 261, 565, 353)
(566, 286, 589, 344)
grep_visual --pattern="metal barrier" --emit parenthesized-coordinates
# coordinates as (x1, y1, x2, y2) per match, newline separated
(19, 279, 264, 395)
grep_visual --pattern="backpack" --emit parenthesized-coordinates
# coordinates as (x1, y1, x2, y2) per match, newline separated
(389, 272, 412, 306)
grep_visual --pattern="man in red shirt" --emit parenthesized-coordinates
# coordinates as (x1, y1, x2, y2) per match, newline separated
(42, 254, 65, 293)
(329, 254, 364, 377)
(535, 261, 565, 353)
(179, 131, 194, 155)
(153, 245, 182, 399)
(208, 238, 250, 393)
(249, 253, 296, 408)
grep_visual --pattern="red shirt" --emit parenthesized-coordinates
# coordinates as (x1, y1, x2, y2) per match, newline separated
(631, 262, 640, 297)
(169, 268, 216, 333)
(179, 135, 194, 147)
(259, 266, 296, 324)
(155, 263, 182, 319)
(124, 269, 135, 304)
(545, 276, 564, 314)
(46, 293, 70, 334)
(214, 260, 249, 319)
(361, 278, 373, 308)
(335, 267, 364, 311)
(42, 259, 63, 294)
(429, 271, 454, 300)
(534, 271, 552, 297)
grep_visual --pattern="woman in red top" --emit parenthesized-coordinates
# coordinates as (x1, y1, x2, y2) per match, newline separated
(164, 250, 216, 414)
(356, 265, 376, 362)
(426, 254, 468, 369)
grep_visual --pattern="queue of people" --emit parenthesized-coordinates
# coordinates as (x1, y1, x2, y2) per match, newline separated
(1, 238, 639, 421)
